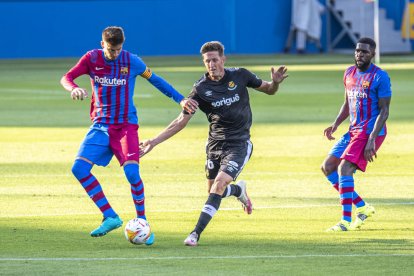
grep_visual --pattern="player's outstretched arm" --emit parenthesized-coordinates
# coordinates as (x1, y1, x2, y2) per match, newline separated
(256, 66, 288, 95)
(140, 112, 193, 157)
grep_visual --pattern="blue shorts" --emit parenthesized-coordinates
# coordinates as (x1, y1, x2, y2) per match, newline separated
(77, 123, 140, 167)
(77, 124, 113, 167)
(328, 132, 351, 159)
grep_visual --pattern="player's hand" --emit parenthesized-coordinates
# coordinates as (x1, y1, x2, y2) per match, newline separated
(180, 98, 198, 114)
(323, 125, 337, 140)
(71, 88, 88, 100)
(271, 66, 288, 84)
(139, 139, 155, 157)
(364, 138, 377, 162)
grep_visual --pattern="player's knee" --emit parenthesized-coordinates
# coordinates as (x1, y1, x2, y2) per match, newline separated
(71, 159, 92, 180)
(211, 180, 229, 195)
(320, 163, 327, 175)
(321, 163, 330, 176)
(337, 161, 354, 176)
(124, 163, 141, 184)
(321, 161, 336, 176)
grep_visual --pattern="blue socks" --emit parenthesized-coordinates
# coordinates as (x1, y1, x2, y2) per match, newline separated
(72, 159, 117, 218)
(124, 163, 146, 220)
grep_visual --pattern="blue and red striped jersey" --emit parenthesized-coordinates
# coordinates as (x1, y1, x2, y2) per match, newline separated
(343, 63, 392, 135)
(61, 49, 184, 125)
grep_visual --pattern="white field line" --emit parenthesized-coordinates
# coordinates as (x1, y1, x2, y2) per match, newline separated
(0, 253, 413, 262)
(1, 202, 413, 218)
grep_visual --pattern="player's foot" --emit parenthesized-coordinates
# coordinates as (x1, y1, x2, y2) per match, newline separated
(184, 232, 199, 246)
(350, 204, 376, 230)
(236, 180, 253, 214)
(90, 216, 123, 237)
(326, 220, 351, 232)
(145, 232, 155, 246)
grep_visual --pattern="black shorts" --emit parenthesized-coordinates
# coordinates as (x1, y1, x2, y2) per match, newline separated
(205, 139, 253, 180)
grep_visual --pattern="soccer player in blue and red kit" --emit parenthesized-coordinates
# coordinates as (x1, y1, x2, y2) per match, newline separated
(60, 26, 198, 243)
(321, 37, 392, 231)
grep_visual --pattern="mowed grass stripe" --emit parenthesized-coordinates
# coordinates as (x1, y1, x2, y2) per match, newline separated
(1, 202, 412, 218)
(2, 253, 414, 262)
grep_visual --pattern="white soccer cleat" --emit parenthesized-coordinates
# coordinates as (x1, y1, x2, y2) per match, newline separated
(326, 220, 351, 232)
(350, 204, 376, 230)
(184, 232, 199, 246)
(236, 180, 253, 215)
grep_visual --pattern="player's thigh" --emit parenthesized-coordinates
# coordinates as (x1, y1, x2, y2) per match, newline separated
(328, 132, 351, 158)
(207, 179, 214, 193)
(209, 171, 234, 194)
(343, 134, 386, 172)
(205, 158, 220, 180)
(341, 133, 369, 172)
(109, 124, 139, 165)
(77, 127, 113, 166)
(220, 140, 253, 181)
(321, 155, 341, 175)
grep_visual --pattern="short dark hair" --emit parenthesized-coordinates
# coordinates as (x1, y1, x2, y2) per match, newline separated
(200, 41, 225, 56)
(357, 37, 376, 50)
(102, 26, 125, 45)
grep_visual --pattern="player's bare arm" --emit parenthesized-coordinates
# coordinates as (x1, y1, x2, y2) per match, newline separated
(180, 98, 198, 114)
(364, 96, 391, 162)
(70, 87, 88, 100)
(140, 112, 193, 157)
(324, 92, 349, 140)
(256, 66, 288, 95)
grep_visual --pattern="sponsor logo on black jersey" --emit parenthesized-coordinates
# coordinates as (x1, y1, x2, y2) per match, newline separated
(211, 94, 240, 107)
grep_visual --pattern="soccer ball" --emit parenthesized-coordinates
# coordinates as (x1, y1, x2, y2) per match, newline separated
(124, 218, 151, 245)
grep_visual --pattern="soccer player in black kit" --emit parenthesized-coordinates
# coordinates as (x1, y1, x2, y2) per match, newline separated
(140, 41, 288, 246)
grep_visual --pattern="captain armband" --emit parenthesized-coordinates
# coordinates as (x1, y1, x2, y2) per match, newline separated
(140, 67, 153, 79)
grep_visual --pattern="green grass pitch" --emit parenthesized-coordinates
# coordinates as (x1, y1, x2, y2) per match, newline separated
(0, 54, 413, 275)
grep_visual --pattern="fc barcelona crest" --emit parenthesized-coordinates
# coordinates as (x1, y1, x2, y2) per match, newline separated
(121, 67, 129, 75)
(362, 80, 370, 89)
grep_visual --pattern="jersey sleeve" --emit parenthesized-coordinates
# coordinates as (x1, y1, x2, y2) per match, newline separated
(132, 55, 184, 103)
(146, 72, 185, 104)
(240, 68, 262, 88)
(343, 66, 354, 87)
(130, 55, 149, 77)
(376, 70, 392, 98)
(60, 53, 90, 92)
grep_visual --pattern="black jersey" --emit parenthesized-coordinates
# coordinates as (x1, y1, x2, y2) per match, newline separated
(187, 68, 262, 141)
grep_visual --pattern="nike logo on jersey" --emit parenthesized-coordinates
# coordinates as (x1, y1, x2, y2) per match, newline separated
(95, 67, 104, 70)
(127, 153, 136, 157)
